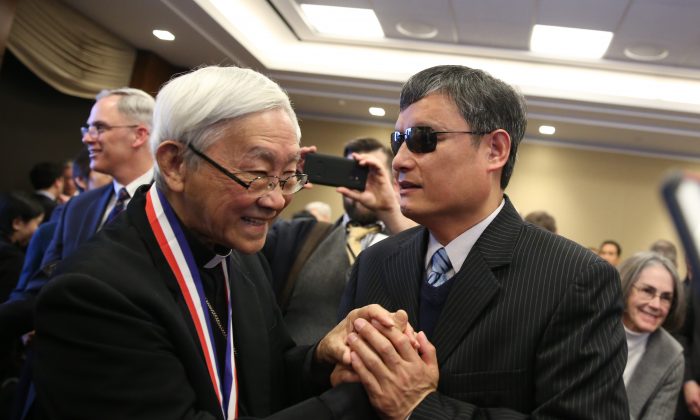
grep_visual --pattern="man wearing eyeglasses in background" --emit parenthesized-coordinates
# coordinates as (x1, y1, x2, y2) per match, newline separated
(32, 66, 405, 419)
(336, 65, 629, 418)
(37, 87, 155, 273)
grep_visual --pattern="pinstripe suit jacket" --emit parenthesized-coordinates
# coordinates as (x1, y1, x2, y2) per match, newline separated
(626, 328, 683, 420)
(339, 197, 629, 419)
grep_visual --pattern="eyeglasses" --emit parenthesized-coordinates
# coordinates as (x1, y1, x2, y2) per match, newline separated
(632, 284, 673, 307)
(187, 144, 308, 197)
(80, 122, 138, 137)
(390, 126, 490, 154)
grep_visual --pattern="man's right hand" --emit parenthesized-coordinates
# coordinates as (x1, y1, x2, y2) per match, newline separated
(315, 304, 413, 366)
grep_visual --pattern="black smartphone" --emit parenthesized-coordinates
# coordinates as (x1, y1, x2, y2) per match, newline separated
(661, 171, 700, 277)
(304, 153, 369, 191)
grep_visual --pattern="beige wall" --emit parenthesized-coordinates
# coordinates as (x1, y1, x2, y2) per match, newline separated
(286, 118, 700, 276)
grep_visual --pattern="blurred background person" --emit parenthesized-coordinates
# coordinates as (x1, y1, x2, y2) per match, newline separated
(60, 160, 78, 199)
(0, 192, 43, 416)
(28, 162, 63, 222)
(0, 192, 43, 302)
(524, 210, 557, 234)
(600, 239, 623, 266)
(304, 201, 332, 223)
(619, 251, 685, 419)
(651, 239, 679, 268)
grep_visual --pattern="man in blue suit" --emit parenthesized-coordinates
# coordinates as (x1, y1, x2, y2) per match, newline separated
(40, 87, 155, 274)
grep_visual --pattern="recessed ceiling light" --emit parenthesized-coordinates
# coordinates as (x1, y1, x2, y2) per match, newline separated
(624, 45, 669, 62)
(152, 30, 175, 41)
(530, 24, 612, 59)
(299, 4, 384, 39)
(539, 125, 556, 135)
(395, 21, 438, 39)
(369, 107, 385, 117)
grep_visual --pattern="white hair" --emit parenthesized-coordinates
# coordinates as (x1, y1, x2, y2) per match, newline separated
(150, 66, 301, 185)
(96, 87, 155, 127)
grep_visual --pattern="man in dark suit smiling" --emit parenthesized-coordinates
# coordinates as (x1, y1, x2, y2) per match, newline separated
(337, 65, 629, 419)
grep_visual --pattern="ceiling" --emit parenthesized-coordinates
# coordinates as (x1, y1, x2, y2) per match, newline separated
(59, 0, 700, 160)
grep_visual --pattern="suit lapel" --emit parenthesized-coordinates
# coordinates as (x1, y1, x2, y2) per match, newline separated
(383, 228, 428, 328)
(627, 330, 672, 417)
(88, 184, 113, 233)
(431, 251, 500, 364)
(429, 197, 523, 364)
(228, 251, 271, 415)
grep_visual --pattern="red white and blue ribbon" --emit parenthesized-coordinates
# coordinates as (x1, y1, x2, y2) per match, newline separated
(145, 186, 238, 418)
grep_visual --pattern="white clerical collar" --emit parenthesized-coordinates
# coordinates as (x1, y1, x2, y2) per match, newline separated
(204, 249, 232, 269)
(425, 199, 505, 273)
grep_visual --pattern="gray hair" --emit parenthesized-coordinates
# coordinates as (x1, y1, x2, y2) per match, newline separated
(618, 251, 685, 332)
(650, 239, 678, 267)
(95, 88, 155, 127)
(150, 66, 300, 187)
(399, 65, 527, 189)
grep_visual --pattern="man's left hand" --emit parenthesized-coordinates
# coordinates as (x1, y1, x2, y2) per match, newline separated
(347, 318, 438, 420)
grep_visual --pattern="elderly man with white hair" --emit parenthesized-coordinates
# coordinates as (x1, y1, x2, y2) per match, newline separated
(32, 66, 403, 420)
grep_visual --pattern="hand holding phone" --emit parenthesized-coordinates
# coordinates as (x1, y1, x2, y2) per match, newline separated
(304, 153, 369, 191)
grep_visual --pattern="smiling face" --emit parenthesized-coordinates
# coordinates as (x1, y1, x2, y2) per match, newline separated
(623, 264, 674, 333)
(82, 95, 139, 178)
(392, 92, 506, 244)
(174, 108, 299, 254)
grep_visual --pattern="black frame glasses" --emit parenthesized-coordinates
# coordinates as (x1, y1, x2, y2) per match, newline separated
(187, 144, 308, 196)
(80, 122, 138, 137)
(390, 126, 490, 154)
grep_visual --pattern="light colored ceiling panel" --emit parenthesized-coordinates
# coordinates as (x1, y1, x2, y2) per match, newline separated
(452, 0, 535, 49)
(616, 0, 700, 43)
(538, 0, 629, 31)
(373, 0, 455, 43)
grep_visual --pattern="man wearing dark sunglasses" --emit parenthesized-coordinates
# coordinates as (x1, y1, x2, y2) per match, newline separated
(337, 65, 629, 418)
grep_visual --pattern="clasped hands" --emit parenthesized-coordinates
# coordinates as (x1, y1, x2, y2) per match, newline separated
(316, 304, 439, 420)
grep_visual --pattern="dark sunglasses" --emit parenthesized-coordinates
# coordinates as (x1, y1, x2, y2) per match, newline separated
(390, 126, 490, 154)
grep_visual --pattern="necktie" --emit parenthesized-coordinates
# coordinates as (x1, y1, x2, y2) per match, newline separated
(105, 187, 130, 224)
(427, 247, 452, 287)
(346, 224, 381, 264)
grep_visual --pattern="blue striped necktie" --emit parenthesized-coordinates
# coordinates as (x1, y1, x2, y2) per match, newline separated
(427, 247, 452, 287)
(105, 187, 130, 224)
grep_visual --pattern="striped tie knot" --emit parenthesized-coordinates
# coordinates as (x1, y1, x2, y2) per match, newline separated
(427, 247, 452, 288)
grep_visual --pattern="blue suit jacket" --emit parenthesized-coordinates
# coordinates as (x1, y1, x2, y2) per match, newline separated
(39, 184, 113, 271)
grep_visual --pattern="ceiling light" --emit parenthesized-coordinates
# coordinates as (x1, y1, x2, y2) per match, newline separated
(624, 45, 669, 62)
(299, 4, 384, 39)
(369, 107, 385, 117)
(530, 24, 612, 59)
(539, 125, 556, 135)
(396, 21, 438, 39)
(152, 30, 175, 41)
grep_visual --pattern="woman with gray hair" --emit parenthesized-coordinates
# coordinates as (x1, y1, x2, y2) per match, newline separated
(619, 251, 686, 419)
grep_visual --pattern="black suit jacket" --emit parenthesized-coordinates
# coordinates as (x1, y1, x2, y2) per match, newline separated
(339, 197, 629, 419)
(34, 186, 373, 420)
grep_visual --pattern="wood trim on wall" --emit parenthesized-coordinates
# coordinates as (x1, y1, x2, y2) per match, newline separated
(130, 49, 186, 97)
